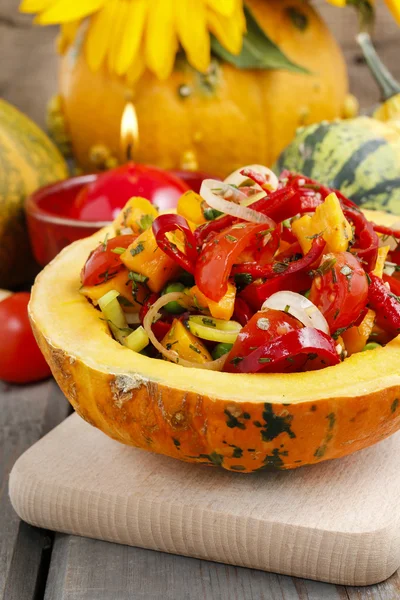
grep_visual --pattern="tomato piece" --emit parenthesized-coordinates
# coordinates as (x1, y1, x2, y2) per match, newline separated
(226, 308, 303, 371)
(309, 252, 368, 333)
(195, 222, 276, 302)
(0, 292, 52, 384)
(81, 234, 136, 286)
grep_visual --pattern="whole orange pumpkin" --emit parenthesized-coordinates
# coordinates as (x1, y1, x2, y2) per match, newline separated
(58, 0, 348, 177)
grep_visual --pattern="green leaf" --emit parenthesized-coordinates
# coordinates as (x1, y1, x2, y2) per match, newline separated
(211, 6, 309, 74)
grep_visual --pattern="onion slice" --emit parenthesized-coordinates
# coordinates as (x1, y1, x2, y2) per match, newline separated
(224, 164, 279, 191)
(262, 291, 330, 334)
(200, 179, 270, 224)
(143, 293, 228, 371)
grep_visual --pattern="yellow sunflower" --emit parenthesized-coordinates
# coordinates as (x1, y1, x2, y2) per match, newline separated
(19, 0, 400, 82)
(19, 0, 246, 80)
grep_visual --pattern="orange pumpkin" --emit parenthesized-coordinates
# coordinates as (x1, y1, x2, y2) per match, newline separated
(29, 209, 400, 473)
(58, 0, 348, 177)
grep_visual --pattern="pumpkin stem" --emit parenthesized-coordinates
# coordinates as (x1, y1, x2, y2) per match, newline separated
(357, 33, 400, 100)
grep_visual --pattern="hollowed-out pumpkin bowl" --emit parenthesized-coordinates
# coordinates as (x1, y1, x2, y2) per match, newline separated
(29, 209, 400, 472)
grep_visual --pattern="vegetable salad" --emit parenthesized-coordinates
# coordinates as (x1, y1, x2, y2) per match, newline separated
(80, 166, 400, 373)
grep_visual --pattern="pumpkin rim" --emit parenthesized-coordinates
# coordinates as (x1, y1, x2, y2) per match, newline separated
(30, 208, 400, 405)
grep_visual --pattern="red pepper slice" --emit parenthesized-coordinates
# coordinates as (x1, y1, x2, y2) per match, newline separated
(240, 167, 271, 190)
(196, 222, 274, 302)
(153, 214, 198, 274)
(233, 297, 253, 326)
(81, 234, 137, 286)
(225, 327, 340, 374)
(372, 223, 400, 238)
(368, 273, 400, 335)
(383, 273, 400, 297)
(239, 237, 326, 311)
(343, 207, 379, 271)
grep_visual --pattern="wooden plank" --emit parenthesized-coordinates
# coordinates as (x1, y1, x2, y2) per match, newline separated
(347, 571, 400, 599)
(0, 379, 70, 600)
(44, 534, 348, 600)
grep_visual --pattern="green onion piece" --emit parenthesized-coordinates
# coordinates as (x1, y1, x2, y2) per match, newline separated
(188, 316, 241, 344)
(98, 290, 130, 344)
(124, 326, 150, 353)
(362, 342, 382, 352)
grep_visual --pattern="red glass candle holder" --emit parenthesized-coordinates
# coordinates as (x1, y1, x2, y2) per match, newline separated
(25, 175, 107, 267)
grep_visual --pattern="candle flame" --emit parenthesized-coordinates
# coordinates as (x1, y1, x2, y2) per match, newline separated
(120, 102, 139, 161)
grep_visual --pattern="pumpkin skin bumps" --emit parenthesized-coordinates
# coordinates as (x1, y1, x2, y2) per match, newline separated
(58, 0, 348, 176)
(0, 100, 68, 287)
(29, 209, 400, 473)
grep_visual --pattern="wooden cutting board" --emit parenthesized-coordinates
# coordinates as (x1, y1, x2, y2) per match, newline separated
(9, 413, 400, 587)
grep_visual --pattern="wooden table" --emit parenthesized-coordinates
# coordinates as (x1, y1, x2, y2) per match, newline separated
(2, 0, 400, 597)
(2, 379, 400, 600)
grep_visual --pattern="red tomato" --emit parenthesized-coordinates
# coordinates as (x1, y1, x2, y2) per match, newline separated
(310, 252, 368, 333)
(0, 293, 51, 384)
(81, 234, 135, 286)
(195, 222, 275, 302)
(226, 308, 303, 370)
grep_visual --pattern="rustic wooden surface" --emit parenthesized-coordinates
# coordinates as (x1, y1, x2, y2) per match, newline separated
(0, 380, 69, 600)
(2, 0, 400, 597)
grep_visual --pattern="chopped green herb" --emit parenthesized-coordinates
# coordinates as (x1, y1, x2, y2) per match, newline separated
(111, 247, 126, 255)
(138, 214, 154, 231)
(129, 271, 149, 284)
(315, 257, 336, 277)
(258, 357, 272, 363)
(307, 352, 318, 361)
(130, 242, 145, 257)
(202, 317, 216, 327)
(306, 231, 325, 240)
(333, 308, 340, 320)
(234, 272, 253, 288)
(166, 341, 179, 350)
(366, 272, 371, 285)
(225, 234, 238, 243)
(101, 233, 109, 251)
(203, 207, 223, 221)
(273, 261, 289, 274)
(230, 356, 243, 366)
(286, 356, 295, 363)
(284, 305, 290, 313)
(332, 327, 348, 339)
(118, 297, 134, 307)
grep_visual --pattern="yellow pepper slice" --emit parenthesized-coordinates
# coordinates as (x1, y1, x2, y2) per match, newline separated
(121, 228, 180, 293)
(292, 192, 353, 254)
(161, 319, 212, 363)
(372, 245, 390, 278)
(80, 269, 147, 312)
(187, 283, 236, 320)
(114, 197, 158, 234)
(177, 190, 207, 225)
(342, 309, 376, 356)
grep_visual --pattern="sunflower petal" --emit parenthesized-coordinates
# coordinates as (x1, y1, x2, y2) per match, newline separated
(85, 1, 117, 71)
(108, 0, 130, 73)
(19, 0, 54, 13)
(205, 0, 237, 17)
(34, 0, 105, 24)
(207, 0, 245, 56)
(384, 0, 400, 24)
(115, 0, 148, 76)
(175, 0, 210, 73)
(145, 0, 177, 80)
(57, 20, 80, 54)
(126, 42, 146, 85)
